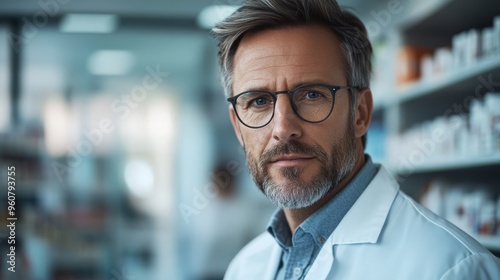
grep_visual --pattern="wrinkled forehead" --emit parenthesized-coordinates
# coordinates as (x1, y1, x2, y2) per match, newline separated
(232, 25, 347, 93)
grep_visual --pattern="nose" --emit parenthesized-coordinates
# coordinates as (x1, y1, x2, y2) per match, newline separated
(271, 94, 302, 141)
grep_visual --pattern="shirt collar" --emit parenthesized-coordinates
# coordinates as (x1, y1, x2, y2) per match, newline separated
(267, 155, 378, 249)
(267, 208, 292, 248)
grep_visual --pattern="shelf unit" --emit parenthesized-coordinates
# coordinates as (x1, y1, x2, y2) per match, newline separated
(387, 153, 500, 174)
(475, 236, 500, 252)
(0, 131, 122, 279)
(377, 56, 500, 108)
(366, 0, 500, 252)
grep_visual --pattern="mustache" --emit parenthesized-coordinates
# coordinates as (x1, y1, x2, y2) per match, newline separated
(259, 140, 328, 166)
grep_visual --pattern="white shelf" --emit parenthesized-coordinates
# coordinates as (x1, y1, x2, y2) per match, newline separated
(368, 0, 453, 42)
(474, 235, 500, 251)
(373, 56, 500, 110)
(388, 153, 500, 174)
(51, 248, 107, 269)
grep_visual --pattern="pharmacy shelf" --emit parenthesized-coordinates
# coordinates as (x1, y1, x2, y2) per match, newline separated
(473, 235, 500, 251)
(0, 145, 46, 162)
(368, 0, 500, 256)
(400, 0, 500, 43)
(389, 153, 500, 174)
(386, 56, 500, 106)
(368, 0, 453, 42)
(51, 249, 107, 270)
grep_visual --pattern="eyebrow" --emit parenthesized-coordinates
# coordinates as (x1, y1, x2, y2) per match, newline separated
(240, 79, 336, 93)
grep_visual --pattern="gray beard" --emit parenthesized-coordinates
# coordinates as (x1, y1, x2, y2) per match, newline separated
(245, 120, 356, 209)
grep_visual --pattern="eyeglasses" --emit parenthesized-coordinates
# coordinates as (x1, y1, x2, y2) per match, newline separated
(227, 83, 357, 129)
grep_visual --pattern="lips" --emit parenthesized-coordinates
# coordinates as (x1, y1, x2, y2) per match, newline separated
(269, 154, 314, 164)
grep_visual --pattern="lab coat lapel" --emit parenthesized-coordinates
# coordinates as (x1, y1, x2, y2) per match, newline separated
(304, 237, 334, 280)
(263, 242, 282, 280)
(304, 167, 399, 279)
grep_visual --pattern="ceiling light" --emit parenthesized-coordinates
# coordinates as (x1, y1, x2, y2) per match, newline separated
(197, 5, 239, 29)
(60, 14, 118, 33)
(87, 50, 134, 76)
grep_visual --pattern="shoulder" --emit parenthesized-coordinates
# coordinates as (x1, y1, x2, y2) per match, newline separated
(372, 166, 489, 256)
(393, 191, 489, 254)
(440, 252, 500, 279)
(384, 190, 500, 277)
(357, 178, 500, 278)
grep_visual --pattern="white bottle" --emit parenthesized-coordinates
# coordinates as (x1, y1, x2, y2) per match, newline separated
(494, 16, 500, 56)
(485, 93, 500, 152)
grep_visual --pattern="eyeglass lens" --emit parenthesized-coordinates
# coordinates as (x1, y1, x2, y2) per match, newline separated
(234, 85, 336, 128)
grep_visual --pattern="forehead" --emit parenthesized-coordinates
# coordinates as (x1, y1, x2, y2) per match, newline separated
(232, 24, 346, 92)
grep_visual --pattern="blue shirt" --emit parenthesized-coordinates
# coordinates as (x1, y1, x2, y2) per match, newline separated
(267, 155, 378, 280)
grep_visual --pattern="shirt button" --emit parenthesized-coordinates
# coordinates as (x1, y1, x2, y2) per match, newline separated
(317, 236, 326, 244)
(293, 266, 302, 277)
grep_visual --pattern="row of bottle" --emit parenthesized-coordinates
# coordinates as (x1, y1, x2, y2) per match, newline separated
(396, 16, 500, 86)
(421, 180, 500, 237)
(386, 92, 500, 164)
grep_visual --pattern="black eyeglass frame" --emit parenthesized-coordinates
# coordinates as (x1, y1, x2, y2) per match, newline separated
(227, 83, 359, 129)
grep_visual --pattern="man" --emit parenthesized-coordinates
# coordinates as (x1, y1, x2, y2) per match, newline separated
(211, 0, 500, 279)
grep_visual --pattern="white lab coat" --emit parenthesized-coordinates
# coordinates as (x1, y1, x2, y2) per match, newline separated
(224, 166, 500, 280)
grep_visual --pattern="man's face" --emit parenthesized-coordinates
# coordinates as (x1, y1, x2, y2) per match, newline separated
(230, 25, 357, 209)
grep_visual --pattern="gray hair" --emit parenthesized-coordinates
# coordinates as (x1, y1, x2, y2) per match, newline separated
(211, 0, 372, 147)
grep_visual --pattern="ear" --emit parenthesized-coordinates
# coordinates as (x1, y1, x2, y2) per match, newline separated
(229, 105, 244, 146)
(354, 88, 373, 140)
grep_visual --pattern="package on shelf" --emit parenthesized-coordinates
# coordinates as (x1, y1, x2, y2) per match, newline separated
(466, 30, 481, 66)
(480, 198, 496, 235)
(470, 100, 489, 154)
(417, 16, 500, 86)
(482, 27, 497, 58)
(420, 48, 454, 82)
(452, 32, 467, 70)
(447, 115, 469, 157)
(371, 39, 397, 98)
(444, 187, 469, 231)
(436, 48, 454, 76)
(453, 29, 484, 69)
(388, 92, 500, 164)
(485, 93, 500, 151)
(495, 16, 500, 56)
(420, 180, 498, 236)
(420, 55, 433, 82)
(421, 179, 447, 216)
(469, 93, 500, 154)
(386, 115, 464, 164)
(395, 46, 432, 86)
(464, 190, 497, 235)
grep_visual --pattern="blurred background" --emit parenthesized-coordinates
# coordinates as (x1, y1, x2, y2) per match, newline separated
(0, 0, 499, 279)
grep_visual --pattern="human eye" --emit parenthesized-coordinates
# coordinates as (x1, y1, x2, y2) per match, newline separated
(251, 96, 269, 106)
(239, 92, 273, 110)
(305, 91, 322, 99)
(294, 86, 329, 102)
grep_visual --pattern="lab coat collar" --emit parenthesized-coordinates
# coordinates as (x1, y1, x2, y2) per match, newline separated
(304, 166, 399, 280)
(329, 165, 399, 245)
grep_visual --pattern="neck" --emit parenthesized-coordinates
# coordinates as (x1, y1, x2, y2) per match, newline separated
(283, 146, 366, 234)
